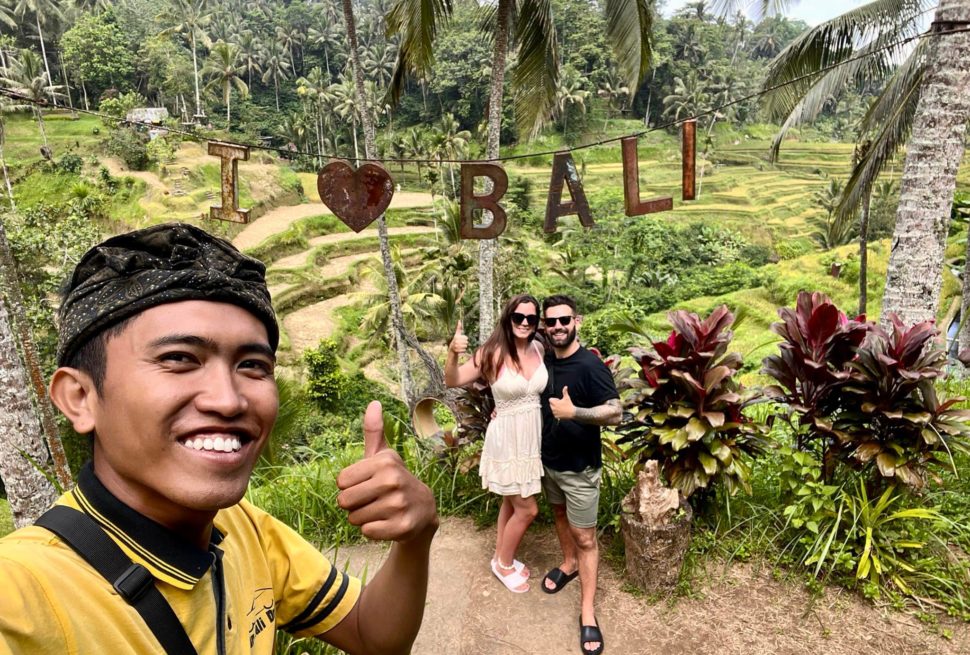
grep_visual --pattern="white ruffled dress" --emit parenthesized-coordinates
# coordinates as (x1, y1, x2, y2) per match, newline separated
(479, 348, 548, 497)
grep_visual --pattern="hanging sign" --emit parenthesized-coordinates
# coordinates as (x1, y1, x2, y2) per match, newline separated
(207, 141, 250, 223)
(207, 119, 698, 235)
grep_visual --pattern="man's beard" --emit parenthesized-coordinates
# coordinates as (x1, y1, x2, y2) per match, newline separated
(550, 326, 577, 348)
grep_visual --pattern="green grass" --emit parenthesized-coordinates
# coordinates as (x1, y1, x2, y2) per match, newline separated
(3, 112, 103, 168)
(0, 498, 13, 537)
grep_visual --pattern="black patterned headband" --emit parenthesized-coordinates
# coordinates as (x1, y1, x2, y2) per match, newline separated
(57, 223, 278, 365)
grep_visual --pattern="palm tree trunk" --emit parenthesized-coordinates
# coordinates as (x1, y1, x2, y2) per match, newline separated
(58, 52, 76, 117)
(274, 72, 280, 111)
(0, 294, 59, 527)
(478, 0, 511, 342)
(191, 32, 202, 119)
(34, 109, 49, 150)
(342, 0, 415, 406)
(0, 218, 72, 492)
(81, 78, 89, 111)
(882, 0, 970, 329)
(0, 122, 13, 210)
(35, 15, 57, 107)
(858, 190, 871, 316)
(226, 85, 231, 127)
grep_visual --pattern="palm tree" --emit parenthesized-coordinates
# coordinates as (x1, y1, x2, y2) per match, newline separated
(662, 73, 710, 122)
(401, 127, 426, 182)
(329, 75, 360, 160)
(2, 49, 63, 150)
(761, 0, 932, 217)
(341, 0, 417, 404)
(0, 289, 58, 527)
(883, 0, 970, 329)
(308, 8, 342, 77)
(432, 113, 470, 196)
(555, 66, 591, 135)
(809, 179, 855, 249)
(237, 29, 264, 87)
(296, 66, 332, 165)
(261, 40, 291, 111)
(597, 71, 629, 130)
(387, 0, 655, 339)
(13, 0, 62, 107)
(202, 41, 248, 128)
(761, 0, 970, 329)
(157, 0, 213, 121)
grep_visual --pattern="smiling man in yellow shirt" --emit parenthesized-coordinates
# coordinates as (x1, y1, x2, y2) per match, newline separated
(0, 223, 438, 655)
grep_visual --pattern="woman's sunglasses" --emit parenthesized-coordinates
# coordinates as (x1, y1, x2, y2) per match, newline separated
(511, 312, 539, 327)
(543, 316, 574, 327)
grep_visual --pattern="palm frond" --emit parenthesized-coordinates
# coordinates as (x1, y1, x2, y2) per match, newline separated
(761, 0, 931, 120)
(604, 0, 653, 97)
(710, 0, 792, 21)
(512, 0, 559, 138)
(385, 0, 454, 104)
(834, 43, 925, 222)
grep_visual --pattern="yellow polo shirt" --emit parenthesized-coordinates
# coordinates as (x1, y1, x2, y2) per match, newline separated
(0, 464, 361, 654)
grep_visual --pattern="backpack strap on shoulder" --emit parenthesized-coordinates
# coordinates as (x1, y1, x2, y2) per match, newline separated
(36, 505, 199, 655)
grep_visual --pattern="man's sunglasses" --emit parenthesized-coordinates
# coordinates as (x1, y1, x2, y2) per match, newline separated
(511, 312, 539, 327)
(543, 316, 574, 328)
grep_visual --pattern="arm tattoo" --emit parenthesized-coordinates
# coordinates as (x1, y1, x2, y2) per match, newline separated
(572, 399, 622, 426)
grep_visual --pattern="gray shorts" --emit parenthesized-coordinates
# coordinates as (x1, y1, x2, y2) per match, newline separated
(541, 466, 601, 528)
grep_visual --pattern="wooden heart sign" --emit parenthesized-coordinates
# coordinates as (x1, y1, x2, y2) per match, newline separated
(317, 160, 395, 232)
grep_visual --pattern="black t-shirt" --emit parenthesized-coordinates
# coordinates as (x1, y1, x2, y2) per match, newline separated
(540, 346, 619, 472)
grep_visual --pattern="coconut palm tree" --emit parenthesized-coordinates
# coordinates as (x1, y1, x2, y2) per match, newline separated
(237, 30, 263, 87)
(761, 0, 970, 329)
(386, 0, 655, 340)
(662, 73, 710, 122)
(2, 49, 63, 150)
(883, 0, 970, 328)
(555, 66, 591, 135)
(308, 8, 342, 77)
(261, 40, 291, 111)
(202, 41, 248, 128)
(13, 0, 62, 107)
(0, 289, 58, 527)
(157, 0, 213, 121)
(432, 113, 470, 196)
(341, 0, 417, 404)
(296, 66, 332, 165)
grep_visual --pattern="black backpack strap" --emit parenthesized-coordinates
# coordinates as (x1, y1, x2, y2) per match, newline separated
(36, 505, 199, 655)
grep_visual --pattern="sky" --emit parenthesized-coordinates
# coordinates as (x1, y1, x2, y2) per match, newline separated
(660, 0, 873, 26)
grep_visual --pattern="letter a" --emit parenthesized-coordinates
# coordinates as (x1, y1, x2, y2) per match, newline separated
(544, 152, 593, 233)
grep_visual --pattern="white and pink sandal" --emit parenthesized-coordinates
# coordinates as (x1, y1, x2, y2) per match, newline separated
(491, 559, 530, 593)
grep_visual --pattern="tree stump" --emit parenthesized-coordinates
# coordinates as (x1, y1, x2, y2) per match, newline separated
(620, 461, 693, 594)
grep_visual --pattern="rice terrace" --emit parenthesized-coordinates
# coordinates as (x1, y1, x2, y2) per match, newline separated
(1, 0, 970, 653)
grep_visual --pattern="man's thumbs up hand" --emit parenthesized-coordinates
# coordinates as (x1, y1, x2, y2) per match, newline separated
(337, 401, 439, 543)
(549, 385, 577, 420)
(362, 400, 388, 458)
(449, 320, 468, 355)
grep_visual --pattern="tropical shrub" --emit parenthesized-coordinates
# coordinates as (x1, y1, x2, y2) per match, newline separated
(617, 305, 768, 499)
(763, 291, 970, 490)
(304, 339, 348, 412)
(105, 127, 150, 171)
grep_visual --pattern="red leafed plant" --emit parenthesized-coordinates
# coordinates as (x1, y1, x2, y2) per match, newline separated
(617, 305, 768, 499)
(762, 291, 870, 454)
(763, 291, 970, 489)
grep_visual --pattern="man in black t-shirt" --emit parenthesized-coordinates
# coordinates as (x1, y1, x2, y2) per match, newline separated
(539, 295, 620, 655)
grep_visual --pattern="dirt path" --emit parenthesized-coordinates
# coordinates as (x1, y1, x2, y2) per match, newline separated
(329, 517, 969, 655)
(283, 277, 377, 354)
(101, 157, 168, 192)
(232, 192, 434, 251)
(270, 229, 431, 269)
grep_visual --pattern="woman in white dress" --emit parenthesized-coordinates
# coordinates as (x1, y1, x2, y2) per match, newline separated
(445, 293, 547, 593)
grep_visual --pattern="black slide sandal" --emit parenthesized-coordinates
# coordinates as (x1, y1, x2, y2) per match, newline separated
(579, 616, 604, 655)
(541, 567, 578, 594)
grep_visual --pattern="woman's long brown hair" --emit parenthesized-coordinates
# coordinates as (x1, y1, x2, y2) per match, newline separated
(475, 293, 540, 383)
